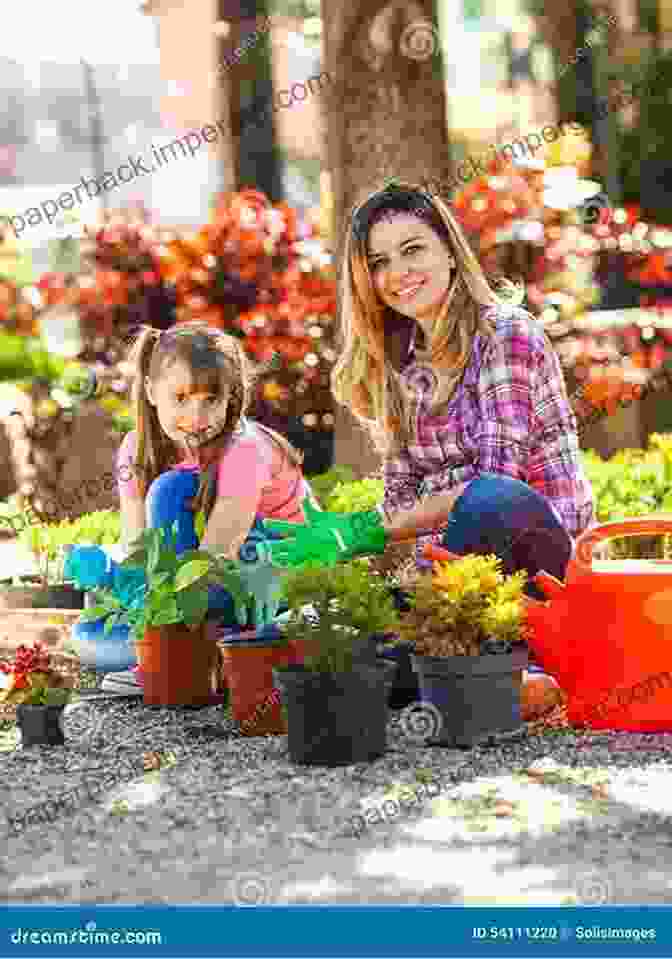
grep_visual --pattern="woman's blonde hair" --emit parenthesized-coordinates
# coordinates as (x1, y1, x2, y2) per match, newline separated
(331, 181, 524, 456)
(127, 322, 302, 521)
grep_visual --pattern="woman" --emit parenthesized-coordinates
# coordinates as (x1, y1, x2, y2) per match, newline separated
(264, 181, 594, 597)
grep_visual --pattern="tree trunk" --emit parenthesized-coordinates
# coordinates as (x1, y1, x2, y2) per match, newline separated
(321, 0, 452, 477)
(219, 0, 283, 200)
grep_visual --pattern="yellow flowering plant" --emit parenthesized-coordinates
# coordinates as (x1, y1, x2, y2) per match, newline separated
(398, 554, 529, 657)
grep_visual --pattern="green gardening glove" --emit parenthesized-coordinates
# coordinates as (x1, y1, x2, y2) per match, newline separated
(262, 498, 388, 568)
(235, 537, 284, 628)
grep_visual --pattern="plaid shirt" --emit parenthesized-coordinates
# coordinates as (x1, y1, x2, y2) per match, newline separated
(383, 305, 595, 558)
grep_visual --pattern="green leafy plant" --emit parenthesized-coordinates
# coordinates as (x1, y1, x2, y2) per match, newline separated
(399, 554, 529, 656)
(79, 523, 251, 642)
(324, 476, 385, 513)
(12, 510, 122, 586)
(309, 466, 356, 507)
(0, 641, 73, 707)
(279, 560, 400, 673)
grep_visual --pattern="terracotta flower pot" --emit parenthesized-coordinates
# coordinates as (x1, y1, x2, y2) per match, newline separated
(134, 624, 216, 706)
(218, 634, 299, 735)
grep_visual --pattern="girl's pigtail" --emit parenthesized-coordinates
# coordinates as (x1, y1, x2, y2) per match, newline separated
(127, 326, 162, 498)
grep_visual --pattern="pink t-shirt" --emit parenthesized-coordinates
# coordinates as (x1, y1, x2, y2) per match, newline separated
(116, 421, 308, 522)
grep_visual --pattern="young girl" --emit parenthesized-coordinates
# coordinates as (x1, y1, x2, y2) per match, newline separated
(71, 322, 313, 694)
(264, 181, 595, 601)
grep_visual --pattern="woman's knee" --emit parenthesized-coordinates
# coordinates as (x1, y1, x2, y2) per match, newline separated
(446, 473, 571, 581)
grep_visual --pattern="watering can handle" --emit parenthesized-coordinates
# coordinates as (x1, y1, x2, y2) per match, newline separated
(573, 514, 672, 573)
(422, 544, 464, 564)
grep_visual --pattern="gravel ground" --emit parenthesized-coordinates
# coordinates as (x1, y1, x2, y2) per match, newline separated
(4, 682, 672, 906)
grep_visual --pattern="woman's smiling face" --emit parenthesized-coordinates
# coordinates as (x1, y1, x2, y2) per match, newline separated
(366, 213, 456, 325)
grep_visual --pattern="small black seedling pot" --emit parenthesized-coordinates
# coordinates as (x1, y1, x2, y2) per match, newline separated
(0, 578, 84, 610)
(16, 704, 66, 747)
(411, 646, 528, 747)
(273, 661, 392, 766)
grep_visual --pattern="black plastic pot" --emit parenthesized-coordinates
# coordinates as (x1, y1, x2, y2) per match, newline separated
(16, 704, 66, 747)
(0, 577, 84, 610)
(371, 635, 420, 710)
(273, 662, 392, 766)
(411, 647, 529, 748)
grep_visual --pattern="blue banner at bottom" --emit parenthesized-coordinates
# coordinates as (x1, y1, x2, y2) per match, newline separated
(1, 906, 670, 957)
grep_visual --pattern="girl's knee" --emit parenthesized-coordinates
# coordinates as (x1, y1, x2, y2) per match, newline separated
(147, 469, 199, 500)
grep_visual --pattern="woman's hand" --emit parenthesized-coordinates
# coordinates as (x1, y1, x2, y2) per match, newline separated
(262, 499, 388, 567)
(384, 483, 470, 542)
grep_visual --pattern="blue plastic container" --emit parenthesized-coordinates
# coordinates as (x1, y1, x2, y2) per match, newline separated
(72, 618, 138, 672)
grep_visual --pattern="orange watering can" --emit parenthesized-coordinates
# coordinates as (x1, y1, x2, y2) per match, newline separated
(424, 517, 672, 731)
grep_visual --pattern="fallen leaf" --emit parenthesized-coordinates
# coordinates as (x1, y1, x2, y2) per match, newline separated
(524, 768, 547, 781)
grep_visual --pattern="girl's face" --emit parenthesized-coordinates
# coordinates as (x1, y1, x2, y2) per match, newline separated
(145, 360, 230, 455)
(366, 213, 456, 328)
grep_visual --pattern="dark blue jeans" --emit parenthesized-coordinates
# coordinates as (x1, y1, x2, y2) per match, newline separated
(438, 473, 573, 601)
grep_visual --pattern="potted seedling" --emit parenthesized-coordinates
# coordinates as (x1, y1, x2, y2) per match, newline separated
(79, 523, 249, 706)
(0, 641, 74, 746)
(0, 512, 84, 610)
(272, 560, 400, 766)
(0, 508, 122, 614)
(400, 554, 530, 747)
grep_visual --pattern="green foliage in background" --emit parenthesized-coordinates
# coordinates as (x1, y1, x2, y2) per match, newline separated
(0, 332, 66, 384)
(581, 435, 672, 557)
